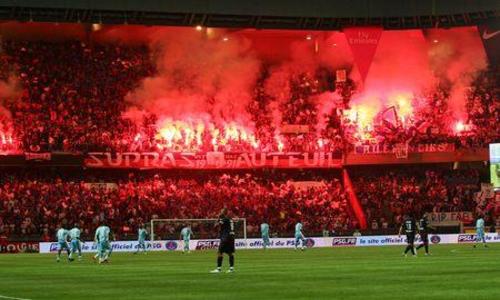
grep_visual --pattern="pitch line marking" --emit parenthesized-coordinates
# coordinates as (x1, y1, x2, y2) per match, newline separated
(0, 295, 33, 300)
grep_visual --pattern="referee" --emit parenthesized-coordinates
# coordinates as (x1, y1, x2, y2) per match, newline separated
(211, 208, 235, 273)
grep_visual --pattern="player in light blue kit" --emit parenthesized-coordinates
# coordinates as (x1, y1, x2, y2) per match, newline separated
(294, 221, 305, 251)
(69, 223, 82, 261)
(260, 222, 270, 249)
(180, 225, 194, 253)
(134, 224, 148, 254)
(473, 215, 488, 248)
(94, 222, 113, 263)
(56, 226, 73, 262)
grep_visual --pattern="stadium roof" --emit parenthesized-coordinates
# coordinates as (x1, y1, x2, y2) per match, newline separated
(0, 0, 498, 30)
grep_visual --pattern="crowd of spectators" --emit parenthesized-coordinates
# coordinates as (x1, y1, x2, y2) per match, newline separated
(0, 39, 498, 244)
(346, 68, 500, 150)
(2, 40, 154, 153)
(0, 166, 496, 241)
(353, 168, 497, 232)
(0, 171, 353, 241)
(462, 67, 500, 148)
(1, 40, 497, 155)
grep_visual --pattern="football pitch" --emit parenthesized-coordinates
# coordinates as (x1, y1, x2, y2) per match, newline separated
(0, 244, 499, 300)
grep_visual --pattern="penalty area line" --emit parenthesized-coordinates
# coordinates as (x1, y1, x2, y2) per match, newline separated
(0, 295, 33, 300)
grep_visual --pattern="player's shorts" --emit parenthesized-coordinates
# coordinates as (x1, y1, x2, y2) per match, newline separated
(57, 241, 69, 251)
(476, 230, 485, 241)
(218, 236, 235, 254)
(262, 235, 270, 245)
(98, 241, 110, 252)
(406, 233, 416, 244)
(138, 240, 145, 247)
(420, 232, 429, 244)
(295, 233, 304, 241)
(71, 239, 80, 251)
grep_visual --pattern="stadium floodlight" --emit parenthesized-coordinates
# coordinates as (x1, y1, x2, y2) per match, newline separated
(150, 218, 247, 248)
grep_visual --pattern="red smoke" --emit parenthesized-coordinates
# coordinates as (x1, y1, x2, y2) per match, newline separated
(346, 27, 486, 138)
(0, 22, 489, 148)
(426, 27, 487, 121)
(0, 44, 21, 151)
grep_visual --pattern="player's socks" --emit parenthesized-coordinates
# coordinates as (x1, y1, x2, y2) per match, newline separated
(217, 256, 223, 268)
(211, 259, 222, 274)
(229, 255, 234, 268)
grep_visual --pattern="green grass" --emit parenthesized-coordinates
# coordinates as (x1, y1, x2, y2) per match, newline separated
(0, 244, 499, 300)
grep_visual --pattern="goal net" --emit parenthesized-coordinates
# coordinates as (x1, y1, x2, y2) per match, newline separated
(150, 218, 247, 244)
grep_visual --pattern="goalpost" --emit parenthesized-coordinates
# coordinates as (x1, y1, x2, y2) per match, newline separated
(150, 218, 247, 249)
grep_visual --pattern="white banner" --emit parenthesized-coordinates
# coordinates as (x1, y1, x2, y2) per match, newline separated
(332, 233, 500, 247)
(39, 237, 327, 253)
(39, 234, 500, 253)
(428, 212, 474, 224)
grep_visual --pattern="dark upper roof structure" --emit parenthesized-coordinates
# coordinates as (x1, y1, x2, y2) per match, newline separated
(0, 0, 498, 30)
